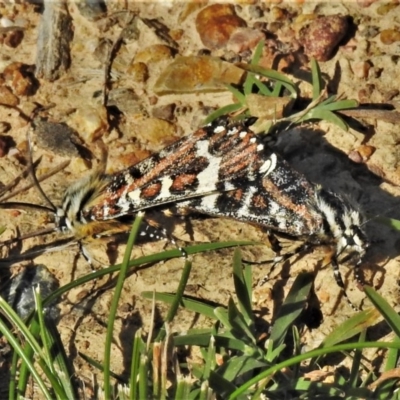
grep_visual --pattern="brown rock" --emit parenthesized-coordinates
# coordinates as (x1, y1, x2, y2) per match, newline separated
(298, 15, 349, 61)
(154, 56, 245, 94)
(3, 62, 36, 96)
(380, 29, 400, 45)
(126, 62, 149, 83)
(4, 29, 24, 48)
(196, 4, 246, 50)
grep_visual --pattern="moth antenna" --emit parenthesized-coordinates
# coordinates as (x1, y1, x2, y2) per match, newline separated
(26, 128, 57, 212)
(0, 157, 42, 199)
(0, 201, 55, 214)
(0, 226, 57, 247)
(0, 160, 70, 202)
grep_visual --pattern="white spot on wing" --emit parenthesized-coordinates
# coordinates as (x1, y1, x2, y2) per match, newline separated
(259, 153, 277, 176)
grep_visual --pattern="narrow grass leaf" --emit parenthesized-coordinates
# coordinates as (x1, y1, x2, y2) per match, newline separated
(141, 292, 217, 319)
(232, 249, 253, 326)
(203, 103, 244, 125)
(319, 99, 358, 111)
(319, 307, 380, 349)
(156, 259, 192, 342)
(103, 213, 144, 400)
(0, 315, 52, 399)
(236, 63, 298, 98)
(311, 58, 323, 100)
(269, 272, 313, 350)
(129, 330, 143, 399)
(218, 355, 267, 381)
(304, 108, 349, 131)
(364, 285, 400, 338)
(349, 330, 366, 388)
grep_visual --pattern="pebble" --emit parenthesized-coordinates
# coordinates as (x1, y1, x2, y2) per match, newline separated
(151, 104, 176, 121)
(134, 44, 175, 64)
(4, 29, 24, 48)
(154, 55, 245, 94)
(126, 62, 149, 83)
(195, 4, 246, 50)
(298, 15, 349, 61)
(226, 27, 265, 53)
(33, 119, 82, 157)
(2, 62, 37, 96)
(352, 60, 372, 79)
(380, 29, 400, 45)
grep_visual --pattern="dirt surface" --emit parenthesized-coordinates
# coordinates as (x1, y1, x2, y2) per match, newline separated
(1, 0, 400, 394)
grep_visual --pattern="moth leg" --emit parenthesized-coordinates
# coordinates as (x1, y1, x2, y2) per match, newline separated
(330, 256, 359, 311)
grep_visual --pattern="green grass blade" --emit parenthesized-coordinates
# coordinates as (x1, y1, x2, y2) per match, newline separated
(141, 292, 217, 319)
(103, 213, 144, 400)
(318, 307, 380, 348)
(364, 286, 400, 338)
(156, 259, 192, 342)
(319, 99, 358, 111)
(232, 249, 253, 326)
(129, 330, 143, 399)
(226, 84, 247, 104)
(236, 63, 298, 98)
(203, 103, 244, 125)
(229, 341, 400, 399)
(268, 272, 314, 351)
(0, 312, 52, 399)
(311, 58, 323, 100)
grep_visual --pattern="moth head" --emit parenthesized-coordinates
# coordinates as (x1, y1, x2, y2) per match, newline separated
(315, 189, 369, 262)
(55, 169, 109, 236)
(337, 209, 369, 263)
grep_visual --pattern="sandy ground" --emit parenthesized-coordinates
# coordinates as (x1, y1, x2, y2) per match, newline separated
(0, 0, 400, 394)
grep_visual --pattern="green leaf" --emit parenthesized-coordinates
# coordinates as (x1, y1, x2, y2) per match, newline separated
(311, 58, 323, 100)
(232, 249, 254, 326)
(269, 272, 313, 351)
(364, 286, 400, 338)
(319, 307, 380, 349)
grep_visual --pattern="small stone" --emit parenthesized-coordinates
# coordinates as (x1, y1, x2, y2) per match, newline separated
(380, 29, 400, 45)
(4, 29, 24, 48)
(74, 105, 109, 142)
(107, 88, 144, 115)
(33, 119, 82, 157)
(128, 117, 177, 151)
(352, 60, 372, 79)
(3, 62, 37, 96)
(0, 85, 19, 106)
(134, 44, 175, 64)
(154, 56, 245, 94)
(151, 104, 176, 121)
(126, 62, 149, 83)
(298, 15, 349, 61)
(226, 27, 265, 53)
(195, 4, 246, 50)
